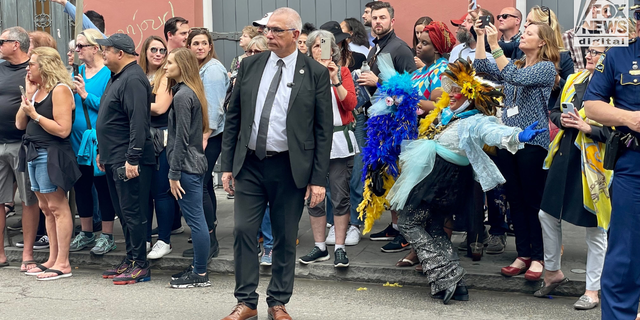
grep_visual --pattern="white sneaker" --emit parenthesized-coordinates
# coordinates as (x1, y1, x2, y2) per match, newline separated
(345, 225, 361, 246)
(325, 225, 336, 245)
(147, 240, 172, 259)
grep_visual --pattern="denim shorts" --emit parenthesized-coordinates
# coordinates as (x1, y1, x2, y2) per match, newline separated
(27, 148, 58, 193)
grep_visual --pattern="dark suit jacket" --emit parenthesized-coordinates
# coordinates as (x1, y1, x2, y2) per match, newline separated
(221, 50, 333, 189)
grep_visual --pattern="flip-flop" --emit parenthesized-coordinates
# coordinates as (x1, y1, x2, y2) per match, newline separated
(396, 257, 419, 267)
(534, 277, 570, 297)
(0, 261, 9, 268)
(25, 264, 49, 276)
(20, 260, 37, 272)
(36, 269, 72, 281)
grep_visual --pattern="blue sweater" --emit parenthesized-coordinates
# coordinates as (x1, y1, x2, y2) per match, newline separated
(71, 64, 111, 154)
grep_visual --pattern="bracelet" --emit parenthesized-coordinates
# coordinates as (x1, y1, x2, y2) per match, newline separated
(491, 48, 504, 59)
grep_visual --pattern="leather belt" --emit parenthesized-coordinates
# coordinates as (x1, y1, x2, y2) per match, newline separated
(247, 149, 287, 158)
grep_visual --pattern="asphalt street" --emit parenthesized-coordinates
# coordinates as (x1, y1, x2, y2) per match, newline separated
(0, 267, 600, 320)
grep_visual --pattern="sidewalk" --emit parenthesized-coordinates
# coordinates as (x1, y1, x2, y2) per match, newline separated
(4, 188, 591, 296)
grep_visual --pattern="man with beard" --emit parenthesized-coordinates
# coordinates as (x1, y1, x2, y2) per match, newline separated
(362, 1, 377, 48)
(449, 12, 495, 63)
(357, 1, 416, 255)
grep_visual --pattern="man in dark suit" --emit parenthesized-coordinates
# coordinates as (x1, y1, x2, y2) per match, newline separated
(220, 7, 333, 320)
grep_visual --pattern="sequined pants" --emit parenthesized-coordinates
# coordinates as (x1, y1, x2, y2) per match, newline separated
(399, 206, 465, 295)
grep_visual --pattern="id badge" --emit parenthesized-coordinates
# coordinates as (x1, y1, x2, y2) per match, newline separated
(506, 106, 519, 117)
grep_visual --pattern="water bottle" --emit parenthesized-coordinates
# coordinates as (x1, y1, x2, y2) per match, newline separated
(360, 61, 371, 73)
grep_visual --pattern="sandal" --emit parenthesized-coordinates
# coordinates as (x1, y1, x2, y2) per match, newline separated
(396, 251, 419, 267)
(20, 260, 37, 272)
(36, 269, 72, 281)
(4, 204, 15, 217)
(0, 261, 9, 268)
(25, 264, 49, 276)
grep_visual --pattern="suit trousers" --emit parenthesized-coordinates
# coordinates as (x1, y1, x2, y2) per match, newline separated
(105, 163, 152, 264)
(233, 152, 306, 309)
(601, 149, 640, 320)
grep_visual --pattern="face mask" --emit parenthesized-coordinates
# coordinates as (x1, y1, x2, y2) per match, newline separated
(454, 100, 472, 114)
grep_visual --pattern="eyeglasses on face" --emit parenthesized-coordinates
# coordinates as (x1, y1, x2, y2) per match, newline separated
(246, 49, 263, 56)
(585, 49, 604, 57)
(264, 27, 296, 36)
(540, 6, 552, 26)
(497, 14, 518, 20)
(149, 47, 167, 55)
(76, 43, 94, 50)
(0, 39, 18, 46)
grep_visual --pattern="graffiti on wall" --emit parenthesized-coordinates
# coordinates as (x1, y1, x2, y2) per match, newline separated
(115, 1, 175, 49)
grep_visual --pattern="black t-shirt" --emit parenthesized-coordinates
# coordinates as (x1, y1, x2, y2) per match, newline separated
(150, 93, 169, 128)
(349, 52, 367, 73)
(0, 60, 28, 143)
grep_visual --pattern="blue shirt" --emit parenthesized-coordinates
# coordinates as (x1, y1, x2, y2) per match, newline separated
(64, 2, 106, 38)
(200, 58, 230, 137)
(584, 38, 640, 139)
(411, 57, 448, 100)
(474, 58, 556, 149)
(71, 64, 111, 154)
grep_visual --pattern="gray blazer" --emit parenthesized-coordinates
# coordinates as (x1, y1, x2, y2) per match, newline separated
(221, 50, 333, 189)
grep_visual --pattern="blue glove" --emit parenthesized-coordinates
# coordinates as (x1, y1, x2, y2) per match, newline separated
(518, 121, 547, 143)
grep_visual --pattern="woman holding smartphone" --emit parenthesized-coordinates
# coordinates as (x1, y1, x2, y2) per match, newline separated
(163, 48, 211, 288)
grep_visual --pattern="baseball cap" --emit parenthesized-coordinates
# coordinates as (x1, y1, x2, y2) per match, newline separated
(451, 14, 469, 27)
(320, 21, 350, 44)
(253, 12, 273, 27)
(96, 33, 139, 56)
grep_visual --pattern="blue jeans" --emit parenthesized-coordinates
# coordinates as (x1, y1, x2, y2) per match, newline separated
(27, 149, 57, 193)
(177, 172, 209, 274)
(348, 112, 367, 226)
(147, 149, 177, 243)
(260, 205, 273, 250)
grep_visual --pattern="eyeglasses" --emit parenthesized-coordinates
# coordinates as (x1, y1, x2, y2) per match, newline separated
(497, 14, 518, 20)
(76, 43, 94, 50)
(0, 39, 18, 46)
(585, 49, 605, 57)
(540, 6, 552, 26)
(246, 49, 263, 56)
(149, 47, 167, 55)
(264, 27, 296, 37)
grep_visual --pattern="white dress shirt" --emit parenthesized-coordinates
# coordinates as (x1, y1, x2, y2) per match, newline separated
(248, 50, 298, 152)
(349, 42, 371, 57)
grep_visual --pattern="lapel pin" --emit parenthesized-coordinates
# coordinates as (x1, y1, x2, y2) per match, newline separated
(299, 69, 304, 74)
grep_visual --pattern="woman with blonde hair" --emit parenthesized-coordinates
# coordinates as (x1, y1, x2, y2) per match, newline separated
(475, 21, 560, 281)
(67, 29, 118, 255)
(163, 48, 210, 288)
(15, 46, 81, 280)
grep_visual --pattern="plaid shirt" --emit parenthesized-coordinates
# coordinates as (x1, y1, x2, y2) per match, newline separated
(563, 30, 584, 72)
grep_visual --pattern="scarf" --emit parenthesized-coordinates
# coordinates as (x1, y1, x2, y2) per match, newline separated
(543, 70, 612, 230)
(423, 21, 456, 55)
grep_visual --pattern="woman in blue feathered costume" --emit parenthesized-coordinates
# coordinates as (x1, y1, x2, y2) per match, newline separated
(389, 58, 546, 304)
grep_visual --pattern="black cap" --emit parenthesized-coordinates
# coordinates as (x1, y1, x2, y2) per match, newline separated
(319, 21, 350, 44)
(96, 33, 139, 56)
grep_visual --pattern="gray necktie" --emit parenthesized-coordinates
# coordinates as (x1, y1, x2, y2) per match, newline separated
(255, 59, 285, 160)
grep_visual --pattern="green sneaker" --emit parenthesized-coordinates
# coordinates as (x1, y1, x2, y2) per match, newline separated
(69, 232, 96, 251)
(91, 234, 116, 256)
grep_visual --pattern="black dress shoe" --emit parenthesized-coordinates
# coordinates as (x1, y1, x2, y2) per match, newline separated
(432, 284, 469, 302)
(443, 285, 456, 304)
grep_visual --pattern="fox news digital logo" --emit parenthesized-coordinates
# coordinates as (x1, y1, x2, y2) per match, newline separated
(574, 0, 630, 47)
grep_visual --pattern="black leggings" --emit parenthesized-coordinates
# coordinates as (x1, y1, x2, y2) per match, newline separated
(203, 133, 223, 230)
(75, 165, 115, 222)
(495, 145, 548, 261)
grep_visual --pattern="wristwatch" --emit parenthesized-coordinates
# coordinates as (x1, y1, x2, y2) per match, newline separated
(33, 114, 42, 124)
(332, 81, 342, 87)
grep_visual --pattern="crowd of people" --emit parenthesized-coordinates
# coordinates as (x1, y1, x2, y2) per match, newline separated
(0, 0, 640, 319)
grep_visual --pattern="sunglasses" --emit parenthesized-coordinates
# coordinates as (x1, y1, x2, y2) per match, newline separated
(540, 6, 552, 26)
(585, 49, 605, 57)
(0, 39, 18, 46)
(149, 47, 167, 55)
(246, 49, 263, 56)
(76, 43, 94, 50)
(635, 11, 640, 21)
(497, 14, 518, 20)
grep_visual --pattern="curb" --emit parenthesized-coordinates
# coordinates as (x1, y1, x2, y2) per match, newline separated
(6, 247, 585, 297)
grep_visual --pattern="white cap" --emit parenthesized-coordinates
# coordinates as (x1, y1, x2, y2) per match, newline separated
(253, 12, 273, 27)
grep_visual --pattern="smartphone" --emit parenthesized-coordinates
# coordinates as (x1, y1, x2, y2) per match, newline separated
(471, 0, 478, 10)
(73, 64, 80, 77)
(320, 37, 331, 60)
(562, 102, 575, 114)
(19, 85, 26, 97)
(479, 15, 491, 27)
(116, 166, 129, 181)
